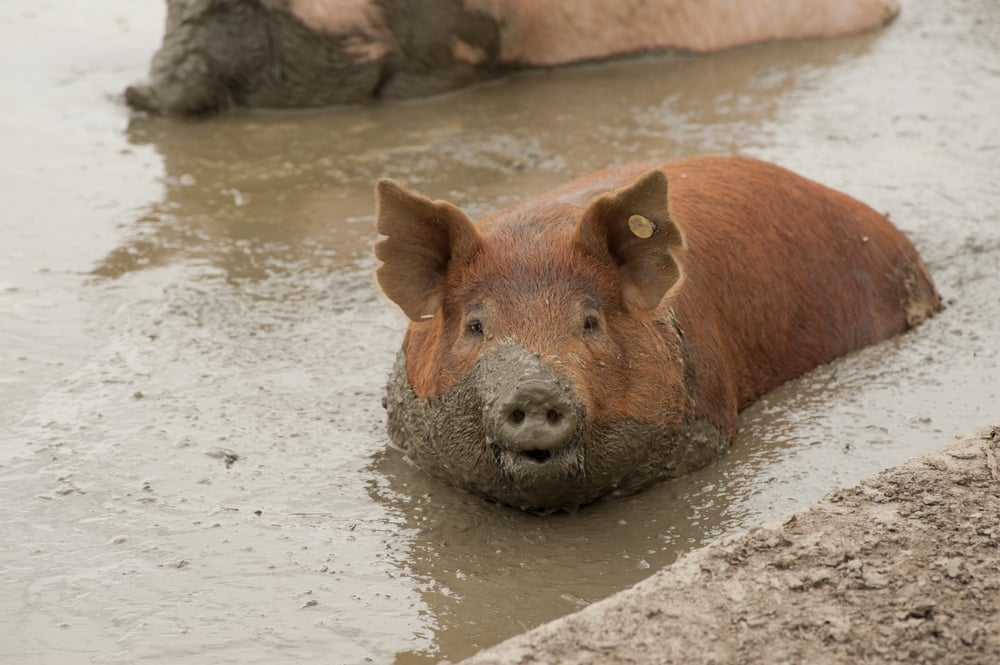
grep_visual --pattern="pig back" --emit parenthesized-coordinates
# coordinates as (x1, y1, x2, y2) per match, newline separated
(659, 156, 939, 433)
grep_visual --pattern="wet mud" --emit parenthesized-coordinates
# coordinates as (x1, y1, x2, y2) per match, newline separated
(460, 424, 1000, 665)
(1, 1, 998, 664)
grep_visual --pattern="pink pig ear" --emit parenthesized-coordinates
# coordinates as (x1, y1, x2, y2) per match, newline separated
(574, 170, 686, 311)
(374, 179, 483, 321)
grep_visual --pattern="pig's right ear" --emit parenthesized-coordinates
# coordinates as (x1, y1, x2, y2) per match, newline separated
(374, 179, 483, 321)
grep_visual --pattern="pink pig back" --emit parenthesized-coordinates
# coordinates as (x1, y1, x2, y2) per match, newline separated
(462, 0, 900, 65)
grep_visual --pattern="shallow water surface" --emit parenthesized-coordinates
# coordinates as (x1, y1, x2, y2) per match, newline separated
(1, 1, 998, 663)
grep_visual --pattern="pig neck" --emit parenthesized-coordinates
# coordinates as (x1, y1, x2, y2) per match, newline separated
(648, 304, 736, 441)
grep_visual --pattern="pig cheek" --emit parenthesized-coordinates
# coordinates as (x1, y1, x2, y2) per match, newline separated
(386, 350, 509, 497)
(402, 321, 480, 399)
(575, 327, 691, 495)
(435, 336, 492, 396)
(589, 320, 686, 429)
(534, 335, 634, 429)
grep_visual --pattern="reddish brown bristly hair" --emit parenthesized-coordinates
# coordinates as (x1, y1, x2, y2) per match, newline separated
(374, 156, 940, 510)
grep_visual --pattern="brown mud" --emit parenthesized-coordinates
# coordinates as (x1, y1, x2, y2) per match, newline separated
(0, 0, 998, 663)
(458, 423, 1000, 664)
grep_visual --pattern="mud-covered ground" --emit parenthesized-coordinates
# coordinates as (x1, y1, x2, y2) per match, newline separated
(1, 1, 998, 664)
(460, 423, 1000, 665)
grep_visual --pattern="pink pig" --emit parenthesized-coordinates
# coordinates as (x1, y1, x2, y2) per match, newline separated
(127, 0, 900, 115)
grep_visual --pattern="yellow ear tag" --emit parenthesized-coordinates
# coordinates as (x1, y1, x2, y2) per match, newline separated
(628, 214, 655, 239)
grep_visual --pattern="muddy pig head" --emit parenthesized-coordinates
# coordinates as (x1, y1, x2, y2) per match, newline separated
(126, 0, 384, 115)
(375, 172, 704, 512)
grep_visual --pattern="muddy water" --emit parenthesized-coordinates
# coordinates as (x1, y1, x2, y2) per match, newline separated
(1, 1, 998, 663)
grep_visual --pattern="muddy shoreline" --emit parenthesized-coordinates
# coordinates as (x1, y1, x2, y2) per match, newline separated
(2, 0, 999, 662)
(457, 423, 1000, 664)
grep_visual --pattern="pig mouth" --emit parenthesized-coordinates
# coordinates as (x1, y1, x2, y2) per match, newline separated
(484, 405, 590, 511)
(488, 430, 586, 474)
(485, 434, 589, 512)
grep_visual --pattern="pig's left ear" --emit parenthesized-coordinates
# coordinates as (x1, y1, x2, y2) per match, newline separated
(573, 170, 686, 310)
(374, 179, 483, 321)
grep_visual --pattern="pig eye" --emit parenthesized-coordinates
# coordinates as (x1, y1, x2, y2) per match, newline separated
(465, 319, 484, 336)
(583, 314, 600, 332)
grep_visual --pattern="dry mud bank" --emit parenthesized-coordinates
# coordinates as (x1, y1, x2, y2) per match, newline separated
(458, 423, 1000, 665)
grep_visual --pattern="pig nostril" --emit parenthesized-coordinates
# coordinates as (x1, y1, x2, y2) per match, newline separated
(523, 449, 551, 463)
(546, 410, 561, 426)
(509, 409, 525, 425)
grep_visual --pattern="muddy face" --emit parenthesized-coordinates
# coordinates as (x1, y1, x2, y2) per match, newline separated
(125, 0, 383, 115)
(376, 172, 730, 511)
(385, 348, 729, 512)
(125, 0, 506, 115)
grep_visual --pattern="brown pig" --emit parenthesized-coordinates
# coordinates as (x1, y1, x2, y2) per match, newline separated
(375, 156, 940, 512)
(127, 0, 900, 115)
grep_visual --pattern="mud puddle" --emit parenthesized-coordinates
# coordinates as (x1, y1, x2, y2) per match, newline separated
(1, 1, 998, 663)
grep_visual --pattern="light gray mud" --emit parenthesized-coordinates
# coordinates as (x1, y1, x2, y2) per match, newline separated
(0, 1, 998, 664)
(459, 424, 1000, 665)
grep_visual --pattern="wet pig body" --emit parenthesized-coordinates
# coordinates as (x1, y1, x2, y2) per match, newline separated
(376, 156, 940, 511)
(127, 0, 900, 115)
(376, 158, 940, 510)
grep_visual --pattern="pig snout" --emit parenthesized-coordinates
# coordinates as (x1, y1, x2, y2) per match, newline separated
(491, 378, 580, 461)
(478, 345, 585, 470)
